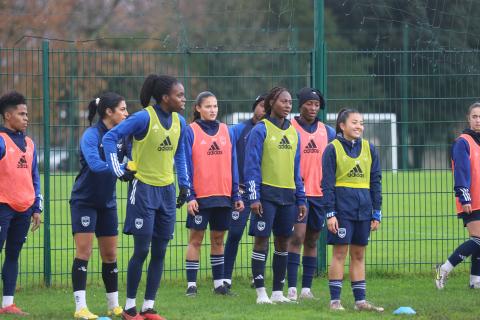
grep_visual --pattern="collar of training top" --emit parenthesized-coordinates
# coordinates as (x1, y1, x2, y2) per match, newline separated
(0, 126, 24, 136)
(463, 128, 480, 146)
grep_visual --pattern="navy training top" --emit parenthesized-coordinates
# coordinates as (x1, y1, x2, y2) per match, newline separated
(70, 120, 129, 208)
(321, 134, 382, 221)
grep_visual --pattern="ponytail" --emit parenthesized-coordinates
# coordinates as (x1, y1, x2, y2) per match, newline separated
(192, 108, 201, 121)
(140, 74, 179, 108)
(87, 98, 99, 125)
(87, 92, 124, 125)
(140, 74, 158, 107)
(335, 107, 360, 134)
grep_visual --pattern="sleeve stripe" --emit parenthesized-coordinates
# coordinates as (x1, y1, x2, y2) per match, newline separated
(461, 187, 471, 201)
(248, 180, 256, 200)
(129, 179, 138, 204)
(38, 194, 43, 212)
(110, 153, 123, 177)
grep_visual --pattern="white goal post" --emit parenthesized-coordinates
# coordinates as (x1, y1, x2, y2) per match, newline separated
(223, 112, 398, 171)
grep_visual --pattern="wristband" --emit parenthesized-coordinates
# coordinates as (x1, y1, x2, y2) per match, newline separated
(372, 210, 382, 222)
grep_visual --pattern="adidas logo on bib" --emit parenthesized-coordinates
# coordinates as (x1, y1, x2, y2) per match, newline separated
(207, 141, 223, 155)
(158, 136, 173, 151)
(347, 163, 364, 178)
(278, 135, 292, 150)
(304, 139, 320, 153)
(17, 155, 28, 168)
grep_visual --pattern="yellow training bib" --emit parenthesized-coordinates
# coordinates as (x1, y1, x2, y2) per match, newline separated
(131, 106, 181, 186)
(261, 119, 298, 189)
(332, 139, 371, 189)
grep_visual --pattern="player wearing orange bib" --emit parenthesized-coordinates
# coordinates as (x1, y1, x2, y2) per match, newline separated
(286, 88, 335, 301)
(436, 102, 480, 290)
(184, 92, 244, 296)
(0, 92, 42, 316)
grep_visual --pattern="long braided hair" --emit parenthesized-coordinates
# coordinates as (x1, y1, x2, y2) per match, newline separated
(263, 86, 289, 115)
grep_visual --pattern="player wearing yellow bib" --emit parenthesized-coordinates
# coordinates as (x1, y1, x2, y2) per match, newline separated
(244, 87, 307, 304)
(322, 108, 383, 312)
(103, 75, 189, 320)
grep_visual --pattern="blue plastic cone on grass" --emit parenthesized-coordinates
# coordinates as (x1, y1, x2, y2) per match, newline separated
(393, 306, 416, 315)
(98, 317, 112, 320)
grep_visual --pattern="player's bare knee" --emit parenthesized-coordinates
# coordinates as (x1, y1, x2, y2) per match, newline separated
(210, 237, 224, 250)
(304, 237, 317, 251)
(254, 236, 268, 251)
(332, 246, 348, 261)
(468, 223, 480, 237)
(349, 248, 365, 261)
(274, 236, 288, 252)
(76, 248, 92, 261)
(189, 238, 203, 250)
(289, 234, 303, 248)
(304, 231, 319, 250)
(100, 251, 117, 263)
(332, 251, 346, 262)
(75, 243, 93, 260)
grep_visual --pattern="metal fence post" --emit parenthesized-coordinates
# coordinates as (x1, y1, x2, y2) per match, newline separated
(68, 46, 78, 171)
(42, 40, 51, 287)
(291, 27, 299, 92)
(313, 0, 328, 275)
(401, 24, 410, 169)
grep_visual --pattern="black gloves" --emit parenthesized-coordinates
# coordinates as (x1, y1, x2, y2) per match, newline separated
(176, 187, 189, 208)
(119, 168, 137, 182)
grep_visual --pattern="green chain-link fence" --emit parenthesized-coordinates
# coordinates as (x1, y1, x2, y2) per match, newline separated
(326, 49, 477, 272)
(0, 43, 474, 287)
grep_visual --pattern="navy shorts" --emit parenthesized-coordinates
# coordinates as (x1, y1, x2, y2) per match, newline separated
(70, 202, 118, 237)
(295, 199, 326, 232)
(327, 217, 371, 246)
(249, 199, 297, 237)
(228, 194, 250, 234)
(0, 204, 32, 249)
(124, 179, 176, 240)
(186, 206, 231, 231)
(459, 211, 480, 227)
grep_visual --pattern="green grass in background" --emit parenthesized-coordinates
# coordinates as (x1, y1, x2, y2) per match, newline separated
(9, 274, 480, 320)
(11, 170, 469, 288)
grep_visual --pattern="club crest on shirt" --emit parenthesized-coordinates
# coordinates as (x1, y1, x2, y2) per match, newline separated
(81, 216, 90, 227)
(257, 221, 266, 231)
(338, 227, 346, 238)
(220, 136, 227, 146)
(194, 215, 203, 224)
(232, 211, 240, 220)
(135, 218, 143, 229)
